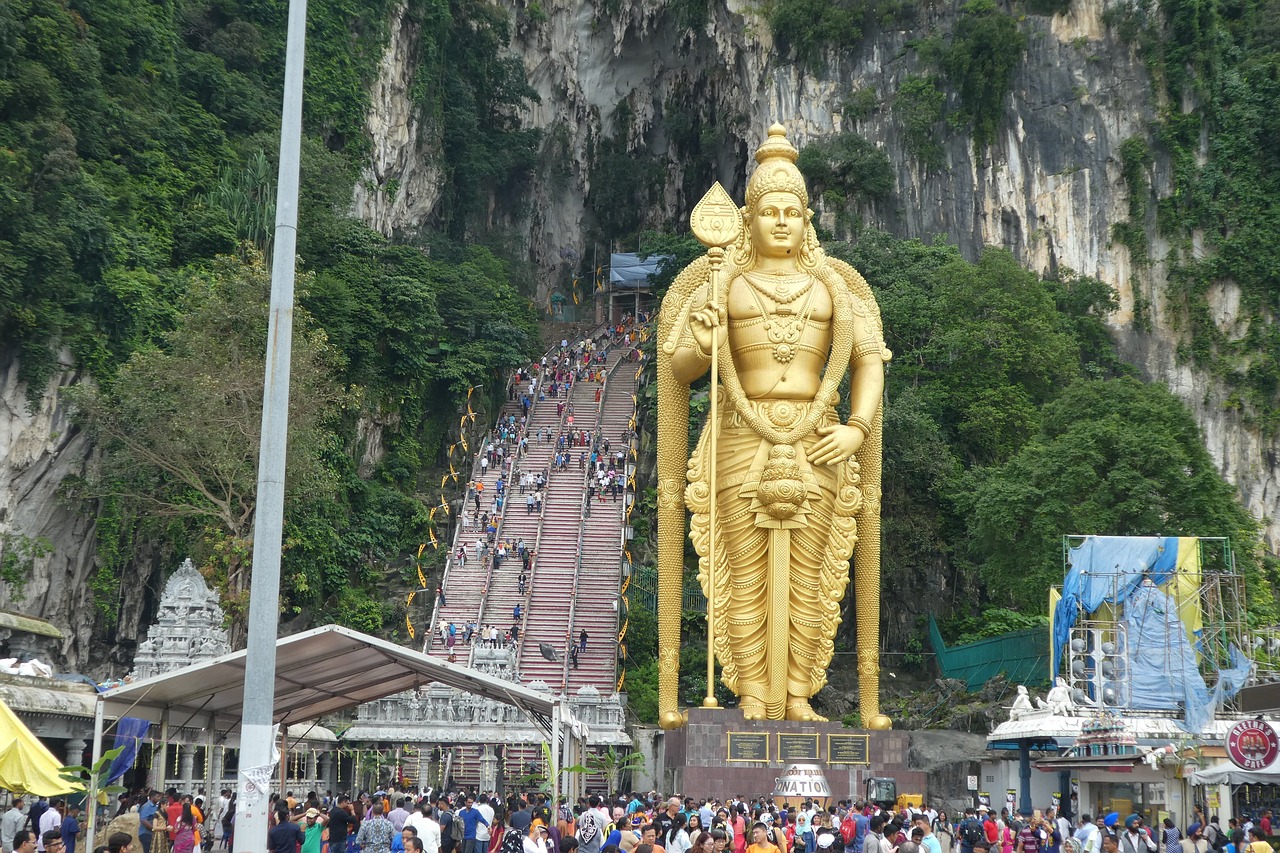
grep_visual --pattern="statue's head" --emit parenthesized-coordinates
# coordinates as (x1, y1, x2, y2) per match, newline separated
(738, 123, 821, 269)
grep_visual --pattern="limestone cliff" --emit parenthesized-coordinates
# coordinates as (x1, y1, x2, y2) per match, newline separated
(0, 351, 159, 675)
(356, 0, 1278, 553)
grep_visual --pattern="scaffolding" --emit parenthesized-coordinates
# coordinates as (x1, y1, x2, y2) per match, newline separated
(1056, 536, 1249, 717)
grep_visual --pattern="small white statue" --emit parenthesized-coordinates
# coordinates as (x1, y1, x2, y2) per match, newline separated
(1037, 677, 1076, 716)
(1009, 684, 1053, 721)
(1010, 685, 1036, 719)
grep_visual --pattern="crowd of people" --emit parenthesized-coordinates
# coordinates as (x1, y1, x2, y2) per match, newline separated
(1, 789, 226, 853)
(7, 782, 1274, 853)
(269, 791, 1280, 853)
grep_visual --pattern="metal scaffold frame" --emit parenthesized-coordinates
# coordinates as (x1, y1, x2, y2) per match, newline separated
(1058, 536, 1249, 715)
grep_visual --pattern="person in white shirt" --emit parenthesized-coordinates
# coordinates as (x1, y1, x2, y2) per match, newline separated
(475, 798, 495, 847)
(405, 806, 442, 853)
(37, 802, 62, 853)
(1075, 816, 1101, 853)
(2, 798, 27, 853)
(523, 826, 551, 853)
(869, 816, 894, 853)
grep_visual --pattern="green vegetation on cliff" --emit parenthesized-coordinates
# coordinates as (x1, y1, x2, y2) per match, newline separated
(0, 0, 540, 639)
(1107, 0, 1280, 429)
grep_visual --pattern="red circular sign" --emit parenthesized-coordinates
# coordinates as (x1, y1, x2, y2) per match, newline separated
(1227, 719, 1280, 770)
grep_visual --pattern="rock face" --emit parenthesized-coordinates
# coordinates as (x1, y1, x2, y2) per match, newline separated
(0, 351, 101, 668)
(357, 0, 1278, 551)
(0, 351, 163, 675)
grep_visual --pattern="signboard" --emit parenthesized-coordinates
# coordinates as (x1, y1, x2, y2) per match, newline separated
(773, 764, 833, 806)
(1227, 719, 1280, 771)
(1006, 789, 1017, 814)
(977, 792, 991, 808)
(727, 731, 770, 763)
(828, 734, 870, 765)
(967, 776, 978, 791)
(778, 733, 820, 761)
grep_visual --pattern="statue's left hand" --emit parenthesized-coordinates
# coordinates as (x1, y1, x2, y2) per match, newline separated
(808, 423, 864, 466)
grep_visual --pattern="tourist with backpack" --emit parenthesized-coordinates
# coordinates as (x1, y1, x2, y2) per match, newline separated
(437, 799, 459, 853)
(960, 810, 987, 853)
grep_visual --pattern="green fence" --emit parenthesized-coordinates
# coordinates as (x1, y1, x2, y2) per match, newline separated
(630, 564, 707, 612)
(927, 615, 1049, 690)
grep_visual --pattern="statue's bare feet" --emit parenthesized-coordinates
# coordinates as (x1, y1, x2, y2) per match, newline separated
(741, 697, 767, 719)
(786, 699, 827, 722)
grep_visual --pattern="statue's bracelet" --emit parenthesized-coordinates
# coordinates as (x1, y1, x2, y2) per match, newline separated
(846, 415, 872, 436)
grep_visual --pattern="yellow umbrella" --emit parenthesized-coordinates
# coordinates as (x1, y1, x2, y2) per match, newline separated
(0, 698, 82, 796)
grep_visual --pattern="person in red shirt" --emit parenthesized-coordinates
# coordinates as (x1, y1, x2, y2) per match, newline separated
(982, 812, 998, 845)
(166, 791, 183, 843)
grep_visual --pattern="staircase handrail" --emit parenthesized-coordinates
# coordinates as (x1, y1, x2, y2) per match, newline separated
(425, 339, 561, 653)
(560, 349, 629, 687)
(471, 365, 579, 665)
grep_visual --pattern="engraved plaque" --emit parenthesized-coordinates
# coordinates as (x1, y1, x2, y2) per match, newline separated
(827, 734, 870, 764)
(727, 731, 770, 762)
(778, 733, 820, 761)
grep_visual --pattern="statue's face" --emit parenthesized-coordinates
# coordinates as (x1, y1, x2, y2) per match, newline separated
(749, 191, 805, 259)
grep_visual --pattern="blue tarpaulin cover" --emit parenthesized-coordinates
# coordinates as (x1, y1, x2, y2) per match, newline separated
(609, 253, 671, 288)
(1051, 535, 1249, 733)
(105, 716, 150, 784)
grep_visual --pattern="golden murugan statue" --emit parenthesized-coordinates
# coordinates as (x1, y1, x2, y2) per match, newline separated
(655, 124, 892, 728)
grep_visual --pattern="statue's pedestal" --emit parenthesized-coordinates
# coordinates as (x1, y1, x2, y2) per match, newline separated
(662, 708, 927, 801)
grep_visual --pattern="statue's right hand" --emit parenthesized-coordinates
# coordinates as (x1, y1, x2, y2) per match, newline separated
(689, 302, 727, 355)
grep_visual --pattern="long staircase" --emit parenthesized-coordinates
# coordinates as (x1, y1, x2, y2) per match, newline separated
(515, 373, 601, 686)
(427, 390, 524, 657)
(561, 353, 636, 691)
(430, 330, 637, 689)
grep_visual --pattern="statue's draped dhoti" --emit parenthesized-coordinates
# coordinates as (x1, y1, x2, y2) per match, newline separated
(687, 398, 863, 719)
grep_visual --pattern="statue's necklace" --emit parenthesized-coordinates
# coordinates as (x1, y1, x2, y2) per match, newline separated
(744, 274, 818, 364)
(743, 270, 814, 304)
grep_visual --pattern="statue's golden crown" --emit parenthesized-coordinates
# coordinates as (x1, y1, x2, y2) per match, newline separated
(745, 123, 809, 211)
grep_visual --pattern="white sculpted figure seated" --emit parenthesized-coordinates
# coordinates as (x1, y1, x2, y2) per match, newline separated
(1036, 677, 1076, 716)
(1009, 684, 1051, 721)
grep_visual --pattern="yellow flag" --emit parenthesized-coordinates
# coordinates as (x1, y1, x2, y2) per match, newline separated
(1162, 537, 1203, 647)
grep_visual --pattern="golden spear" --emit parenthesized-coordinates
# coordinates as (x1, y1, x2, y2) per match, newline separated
(689, 182, 742, 709)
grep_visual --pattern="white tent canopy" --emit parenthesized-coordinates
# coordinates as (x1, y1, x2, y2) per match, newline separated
(87, 625, 581, 842)
(1189, 761, 1280, 786)
(99, 623, 564, 733)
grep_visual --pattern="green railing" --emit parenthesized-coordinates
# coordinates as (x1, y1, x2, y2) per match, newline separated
(630, 563, 707, 612)
(928, 615, 1049, 690)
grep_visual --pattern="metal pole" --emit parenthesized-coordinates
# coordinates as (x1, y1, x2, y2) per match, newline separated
(234, 0, 307, 844)
(86, 699, 105, 846)
(550, 703, 561, 807)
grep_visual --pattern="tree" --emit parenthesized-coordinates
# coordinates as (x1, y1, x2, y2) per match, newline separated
(70, 253, 345, 627)
(586, 746, 646, 795)
(965, 377, 1275, 614)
